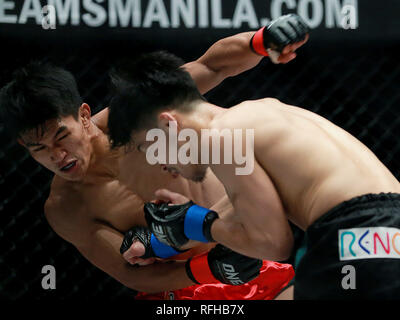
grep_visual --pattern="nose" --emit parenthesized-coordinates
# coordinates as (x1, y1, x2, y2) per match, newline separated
(50, 147, 66, 163)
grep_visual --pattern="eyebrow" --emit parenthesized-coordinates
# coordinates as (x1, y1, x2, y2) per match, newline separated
(26, 126, 68, 147)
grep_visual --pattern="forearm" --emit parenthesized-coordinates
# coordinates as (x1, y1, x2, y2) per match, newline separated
(210, 216, 293, 261)
(204, 159, 295, 260)
(120, 260, 194, 293)
(209, 195, 234, 219)
(198, 31, 263, 77)
(184, 32, 263, 94)
(208, 191, 294, 260)
(145, 188, 292, 260)
(183, 195, 292, 260)
(76, 222, 195, 294)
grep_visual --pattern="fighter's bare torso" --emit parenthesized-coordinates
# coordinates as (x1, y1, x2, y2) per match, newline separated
(213, 98, 400, 230)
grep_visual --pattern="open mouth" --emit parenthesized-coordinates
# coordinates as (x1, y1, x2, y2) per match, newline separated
(60, 160, 77, 172)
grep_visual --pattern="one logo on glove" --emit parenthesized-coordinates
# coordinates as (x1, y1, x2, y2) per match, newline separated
(151, 223, 169, 244)
(222, 263, 244, 285)
(144, 201, 192, 248)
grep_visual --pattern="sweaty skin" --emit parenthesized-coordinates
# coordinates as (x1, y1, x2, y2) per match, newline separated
(26, 33, 307, 293)
(147, 98, 400, 261)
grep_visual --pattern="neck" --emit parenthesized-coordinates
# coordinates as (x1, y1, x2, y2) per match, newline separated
(179, 101, 224, 133)
(82, 121, 121, 184)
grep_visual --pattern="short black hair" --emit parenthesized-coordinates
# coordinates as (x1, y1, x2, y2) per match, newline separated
(108, 51, 204, 149)
(0, 61, 83, 140)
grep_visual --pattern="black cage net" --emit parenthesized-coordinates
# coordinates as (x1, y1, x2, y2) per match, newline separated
(0, 40, 399, 300)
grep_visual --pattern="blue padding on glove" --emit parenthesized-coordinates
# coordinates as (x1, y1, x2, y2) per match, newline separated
(184, 205, 211, 243)
(150, 234, 181, 258)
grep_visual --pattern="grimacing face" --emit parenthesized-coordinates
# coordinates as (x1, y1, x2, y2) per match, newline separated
(19, 115, 93, 181)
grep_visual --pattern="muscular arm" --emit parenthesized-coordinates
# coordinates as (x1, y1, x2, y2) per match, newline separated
(156, 151, 294, 260)
(209, 194, 234, 219)
(210, 161, 293, 261)
(207, 126, 293, 261)
(44, 190, 194, 293)
(76, 223, 193, 293)
(92, 32, 263, 130)
(183, 32, 263, 94)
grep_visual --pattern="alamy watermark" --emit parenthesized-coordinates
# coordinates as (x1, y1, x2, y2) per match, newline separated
(41, 264, 56, 290)
(341, 264, 356, 290)
(340, 4, 357, 30)
(145, 121, 255, 175)
(41, 5, 56, 30)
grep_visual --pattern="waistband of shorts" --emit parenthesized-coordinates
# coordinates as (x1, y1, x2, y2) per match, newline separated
(310, 192, 400, 227)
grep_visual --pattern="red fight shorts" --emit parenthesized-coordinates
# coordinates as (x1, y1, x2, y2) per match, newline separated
(135, 260, 294, 300)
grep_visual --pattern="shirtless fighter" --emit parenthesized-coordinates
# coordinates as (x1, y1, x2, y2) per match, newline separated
(107, 51, 400, 299)
(0, 15, 309, 299)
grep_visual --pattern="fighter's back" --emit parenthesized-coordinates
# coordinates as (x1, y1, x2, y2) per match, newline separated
(215, 98, 400, 230)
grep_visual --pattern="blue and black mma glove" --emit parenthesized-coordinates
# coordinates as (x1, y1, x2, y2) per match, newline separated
(120, 226, 263, 286)
(144, 201, 219, 248)
(250, 13, 309, 62)
(120, 226, 187, 259)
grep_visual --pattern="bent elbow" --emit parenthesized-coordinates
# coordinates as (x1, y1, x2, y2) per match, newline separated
(118, 265, 152, 293)
(257, 243, 292, 261)
(275, 243, 293, 261)
(274, 233, 294, 261)
(253, 233, 294, 261)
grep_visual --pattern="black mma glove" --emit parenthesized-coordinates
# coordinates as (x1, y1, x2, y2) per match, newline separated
(185, 244, 263, 286)
(120, 226, 186, 259)
(250, 14, 309, 62)
(144, 201, 219, 248)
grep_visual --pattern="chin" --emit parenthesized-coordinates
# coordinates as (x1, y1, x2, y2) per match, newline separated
(62, 173, 83, 182)
(61, 168, 86, 182)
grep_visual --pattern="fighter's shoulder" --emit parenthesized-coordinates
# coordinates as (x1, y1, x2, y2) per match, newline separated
(46, 176, 84, 208)
(212, 98, 282, 129)
(236, 97, 283, 112)
(92, 108, 109, 134)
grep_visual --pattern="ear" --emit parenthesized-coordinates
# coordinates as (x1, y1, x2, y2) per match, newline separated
(158, 112, 179, 132)
(79, 103, 92, 129)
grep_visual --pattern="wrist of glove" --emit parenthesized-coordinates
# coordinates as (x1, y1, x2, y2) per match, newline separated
(250, 13, 309, 61)
(185, 244, 263, 286)
(120, 226, 187, 259)
(144, 201, 219, 248)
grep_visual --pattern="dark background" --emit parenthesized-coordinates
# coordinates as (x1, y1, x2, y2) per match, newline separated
(1, 0, 399, 300)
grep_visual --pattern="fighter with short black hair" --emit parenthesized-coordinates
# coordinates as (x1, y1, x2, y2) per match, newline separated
(107, 48, 400, 299)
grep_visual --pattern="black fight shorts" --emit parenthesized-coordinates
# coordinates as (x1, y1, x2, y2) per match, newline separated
(294, 193, 400, 299)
